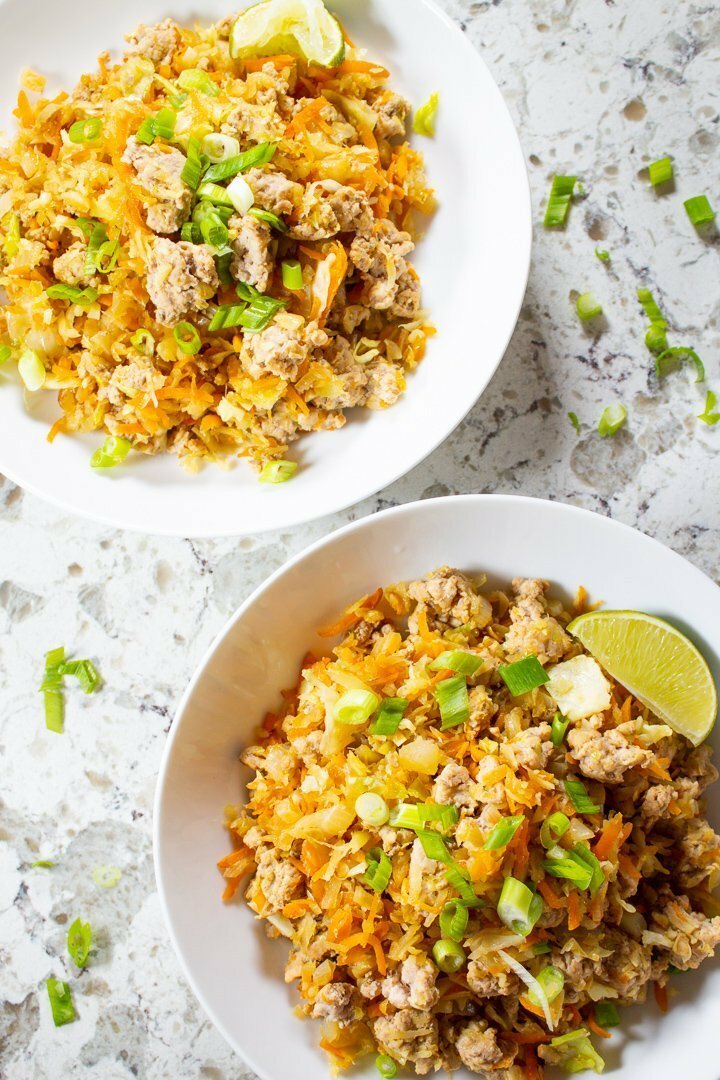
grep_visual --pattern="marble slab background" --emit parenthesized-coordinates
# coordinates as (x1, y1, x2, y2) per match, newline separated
(1, 0, 719, 1076)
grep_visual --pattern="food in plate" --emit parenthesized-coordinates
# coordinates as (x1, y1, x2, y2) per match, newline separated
(0, 0, 434, 474)
(219, 567, 720, 1076)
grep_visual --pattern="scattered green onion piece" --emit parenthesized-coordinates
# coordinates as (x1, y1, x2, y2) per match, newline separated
(208, 304, 246, 332)
(376, 1055, 398, 1079)
(84, 222, 109, 275)
(429, 650, 483, 676)
(667, 963, 682, 975)
(0, 344, 11, 364)
(432, 938, 466, 973)
(198, 180, 235, 207)
(59, 659, 100, 694)
(648, 156, 673, 187)
(655, 346, 705, 383)
(594, 1002, 620, 1028)
(532, 941, 552, 955)
(417, 829, 453, 865)
(180, 136, 208, 191)
(44, 690, 63, 733)
(597, 404, 626, 437)
(594, 248, 610, 263)
(389, 802, 459, 833)
(497, 876, 543, 936)
(445, 866, 483, 905)
(412, 91, 439, 137)
(18, 348, 46, 391)
(528, 965, 564, 1007)
(370, 697, 408, 736)
(698, 390, 720, 426)
(546, 1028, 605, 1074)
(239, 297, 285, 333)
(3, 211, 20, 257)
(130, 329, 155, 355)
(543, 175, 577, 227)
(31, 859, 54, 868)
(645, 322, 668, 354)
(248, 206, 287, 232)
(540, 811, 570, 849)
(440, 899, 469, 942)
(169, 90, 188, 109)
(355, 792, 389, 827)
(282, 259, 304, 291)
(484, 814, 524, 851)
(40, 646, 65, 692)
(67, 917, 92, 968)
(135, 115, 157, 145)
(173, 321, 202, 355)
(153, 107, 176, 140)
(334, 688, 380, 727)
(363, 847, 392, 892)
(499, 655, 549, 696)
(95, 239, 120, 274)
(90, 435, 131, 470)
(203, 141, 277, 183)
(180, 221, 202, 244)
(435, 674, 469, 729)
(46, 284, 98, 305)
(684, 194, 715, 227)
(215, 250, 234, 286)
(570, 843, 605, 893)
(46, 978, 76, 1026)
(236, 281, 261, 302)
(201, 133, 240, 162)
(542, 846, 593, 889)
(637, 288, 667, 327)
(92, 865, 122, 888)
(177, 68, 220, 97)
(200, 212, 229, 249)
(568, 411, 580, 434)
(564, 778, 601, 814)
(68, 117, 102, 144)
(258, 460, 297, 484)
(551, 711, 570, 747)
(576, 291, 602, 321)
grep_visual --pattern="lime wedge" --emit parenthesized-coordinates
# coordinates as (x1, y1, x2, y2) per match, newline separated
(567, 610, 717, 746)
(230, 0, 346, 67)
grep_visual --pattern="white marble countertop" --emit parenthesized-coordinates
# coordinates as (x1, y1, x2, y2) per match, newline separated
(1, 0, 719, 1076)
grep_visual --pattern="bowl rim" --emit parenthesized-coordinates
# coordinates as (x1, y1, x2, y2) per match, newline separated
(153, 492, 720, 1075)
(0, 0, 532, 538)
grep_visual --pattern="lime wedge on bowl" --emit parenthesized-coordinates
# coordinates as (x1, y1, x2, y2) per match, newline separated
(230, 0, 345, 67)
(568, 609, 717, 746)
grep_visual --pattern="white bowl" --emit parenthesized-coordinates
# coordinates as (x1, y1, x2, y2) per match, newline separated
(0, 0, 530, 537)
(154, 494, 720, 1080)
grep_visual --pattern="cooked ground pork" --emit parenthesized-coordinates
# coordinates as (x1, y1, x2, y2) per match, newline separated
(311, 982, 356, 1025)
(245, 167, 302, 216)
(122, 137, 190, 235)
(455, 1021, 516, 1074)
(145, 238, 218, 325)
(503, 577, 572, 665)
(432, 763, 476, 809)
(568, 717, 653, 784)
(373, 1009, 439, 1076)
(229, 214, 274, 291)
(125, 19, 180, 65)
(381, 956, 439, 1011)
(241, 314, 328, 381)
(407, 566, 493, 632)
(52, 242, 89, 285)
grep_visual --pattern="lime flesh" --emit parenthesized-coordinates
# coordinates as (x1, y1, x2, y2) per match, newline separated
(230, 0, 346, 67)
(567, 609, 717, 746)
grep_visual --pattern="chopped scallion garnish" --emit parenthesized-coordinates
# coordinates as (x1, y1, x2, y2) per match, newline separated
(173, 322, 202, 355)
(376, 1055, 398, 1080)
(498, 655, 549, 696)
(543, 175, 577, 228)
(594, 1002, 620, 1028)
(528, 965, 564, 1007)
(201, 133, 241, 162)
(203, 141, 276, 183)
(197, 180, 235, 207)
(564, 777, 601, 814)
(539, 812, 570, 850)
(655, 346, 704, 383)
(432, 938, 466, 973)
(355, 792, 389, 827)
(334, 689, 380, 727)
(92, 865, 122, 888)
(68, 117, 102, 144)
(18, 348, 46, 391)
(362, 847, 392, 892)
(370, 697, 408, 736)
(698, 390, 720, 426)
(281, 259, 304, 291)
(0, 345, 11, 364)
(177, 68, 220, 97)
(429, 650, 483, 676)
(594, 248, 610, 263)
(91, 435, 131, 470)
(497, 875, 542, 935)
(483, 814, 524, 851)
(258, 460, 298, 484)
(551, 711, 570, 746)
(412, 91, 439, 137)
(46, 978, 76, 1026)
(439, 899, 469, 942)
(597, 404, 626, 437)
(435, 673, 469, 729)
(130, 329, 155, 355)
(46, 283, 98, 306)
(416, 828, 454, 864)
(67, 917, 92, 968)
(648, 156, 673, 187)
(180, 136, 208, 191)
(576, 291, 602, 321)
(248, 206, 287, 232)
(568, 411, 580, 434)
(684, 194, 715, 227)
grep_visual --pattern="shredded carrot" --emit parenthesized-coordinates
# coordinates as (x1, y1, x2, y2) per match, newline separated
(537, 878, 566, 910)
(567, 891, 582, 931)
(282, 898, 314, 919)
(243, 54, 297, 72)
(327, 908, 354, 942)
(285, 95, 326, 135)
(221, 878, 242, 902)
(301, 839, 328, 875)
(618, 852, 641, 880)
(593, 813, 625, 861)
(337, 59, 390, 78)
(367, 933, 387, 975)
(654, 981, 668, 1013)
(523, 1045, 540, 1080)
(216, 847, 251, 870)
(318, 587, 382, 637)
(299, 244, 323, 261)
(502, 1031, 552, 1045)
(587, 1014, 611, 1039)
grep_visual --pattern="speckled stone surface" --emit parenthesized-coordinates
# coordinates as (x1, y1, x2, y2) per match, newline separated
(1, 1, 719, 1077)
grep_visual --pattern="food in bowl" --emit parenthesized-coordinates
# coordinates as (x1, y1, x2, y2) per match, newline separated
(218, 567, 720, 1076)
(0, 0, 434, 475)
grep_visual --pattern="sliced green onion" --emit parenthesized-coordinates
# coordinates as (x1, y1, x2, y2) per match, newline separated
(532, 941, 552, 955)
(655, 346, 705, 383)
(546, 1028, 605, 1074)
(59, 659, 100, 694)
(200, 211, 229, 249)
(412, 91, 438, 137)
(595, 1002, 620, 1028)
(551, 711, 570, 747)
(203, 141, 277, 183)
(684, 194, 715, 227)
(3, 211, 20, 257)
(645, 322, 668, 354)
(568, 411, 580, 434)
(84, 222, 109, 275)
(648, 156, 673, 187)
(370, 697, 408, 736)
(637, 288, 667, 327)
(18, 348, 46, 391)
(177, 68, 220, 97)
(390, 802, 459, 833)
(0, 345, 11, 365)
(432, 938, 466, 973)
(528, 965, 564, 1007)
(181, 221, 202, 244)
(417, 829, 453, 865)
(68, 117, 102, 144)
(92, 865, 122, 888)
(130, 329, 155, 355)
(181, 136, 208, 191)
(216, 249, 234, 286)
(44, 690, 63, 733)
(227, 174, 255, 214)
(576, 291, 602, 321)
(46, 284, 98, 305)
(198, 181, 235, 207)
(435, 674, 469, 729)
(209, 304, 246, 332)
(571, 843, 605, 893)
(248, 206, 287, 232)
(540, 811, 570, 849)
(440, 899, 469, 942)
(173, 322, 202, 355)
(169, 90, 188, 109)
(355, 792, 389, 827)
(46, 978, 76, 1026)
(41, 647, 64, 732)
(597, 404, 626, 437)
(259, 460, 297, 483)
(594, 248, 610, 263)
(429, 650, 483, 676)
(483, 814, 524, 851)
(499, 655, 549, 696)
(363, 847, 392, 892)
(282, 259, 304, 291)
(31, 859, 54, 869)
(90, 435, 131, 470)
(93, 240, 120, 273)
(202, 133, 240, 162)
(497, 876, 543, 936)
(236, 281, 262, 302)
(543, 175, 577, 228)
(542, 846, 593, 889)
(564, 777, 601, 814)
(239, 297, 285, 333)
(445, 866, 483, 905)
(376, 1055, 398, 1079)
(67, 917, 92, 968)
(153, 107, 176, 140)
(135, 115, 157, 145)
(698, 390, 720, 426)
(334, 688, 380, 727)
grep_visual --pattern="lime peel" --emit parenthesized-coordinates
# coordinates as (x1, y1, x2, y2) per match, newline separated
(230, 0, 346, 67)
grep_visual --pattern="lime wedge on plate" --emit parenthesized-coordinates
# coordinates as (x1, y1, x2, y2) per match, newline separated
(230, 0, 345, 67)
(567, 609, 717, 746)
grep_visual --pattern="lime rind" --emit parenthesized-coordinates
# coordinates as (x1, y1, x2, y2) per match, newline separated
(567, 609, 717, 746)
(230, 0, 346, 67)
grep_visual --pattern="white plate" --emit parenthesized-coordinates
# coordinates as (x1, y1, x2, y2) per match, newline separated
(0, 0, 530, 537)
(154, 494, 720, 1080)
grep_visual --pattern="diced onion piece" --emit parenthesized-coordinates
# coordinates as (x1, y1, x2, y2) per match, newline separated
(18, 348, 46, 391)
(227, 174, 255, 214)
(398, 737, 440, 775)
(355, 792, 389, 827)
(202, 133, 241, 162)
(267, 913, 294, 937)
(497, 949, 554, 1030)
(547, 655, 611, 720)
